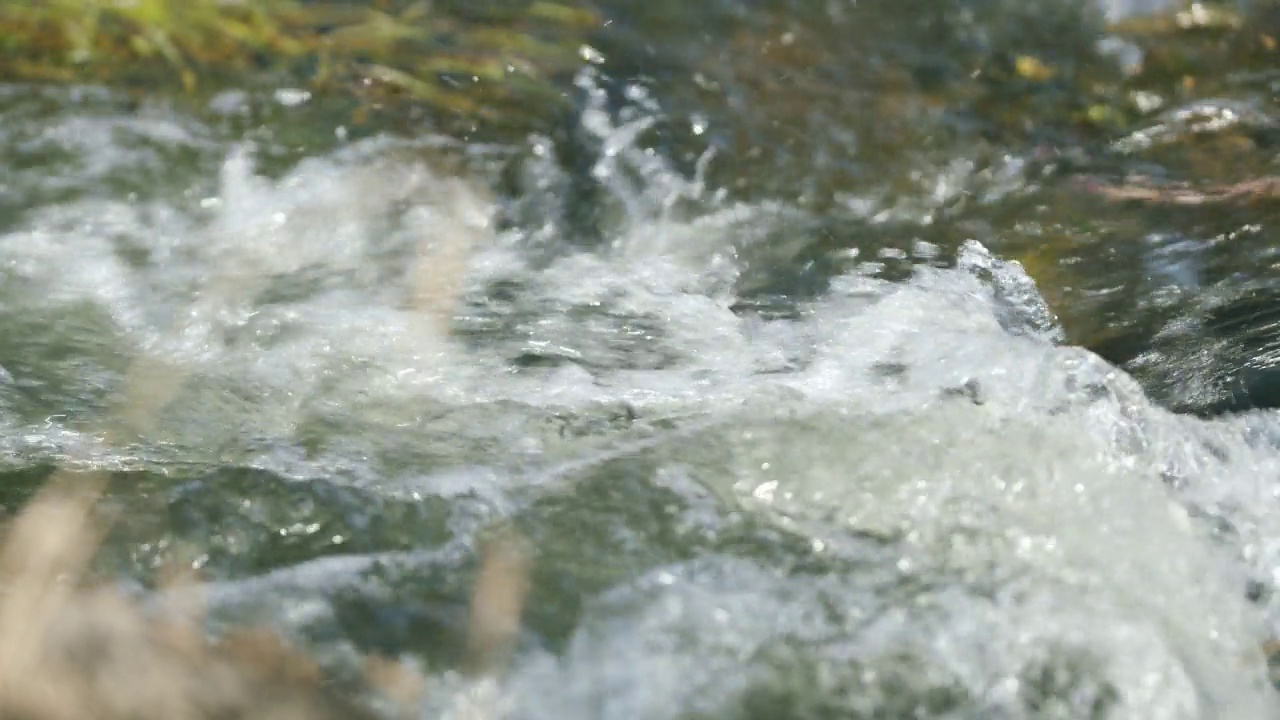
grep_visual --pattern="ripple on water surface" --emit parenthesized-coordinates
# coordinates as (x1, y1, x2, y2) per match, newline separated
(0, 81, 1279, 719)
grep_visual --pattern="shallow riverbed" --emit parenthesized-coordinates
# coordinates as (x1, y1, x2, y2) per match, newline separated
(5, 0, 1280, 718)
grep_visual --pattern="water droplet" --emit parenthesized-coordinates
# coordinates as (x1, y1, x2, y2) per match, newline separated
(753, 481, 778, 502)
(273, 88, 312, 107)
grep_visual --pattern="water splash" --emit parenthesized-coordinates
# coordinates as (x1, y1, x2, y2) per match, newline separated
(2, 80, 1280, 720)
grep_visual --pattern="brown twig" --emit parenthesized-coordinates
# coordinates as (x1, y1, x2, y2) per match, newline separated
(1076, 174, 1280, 206)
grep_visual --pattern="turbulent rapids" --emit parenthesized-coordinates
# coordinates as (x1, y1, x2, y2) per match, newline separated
(6, 0, 1280, 717)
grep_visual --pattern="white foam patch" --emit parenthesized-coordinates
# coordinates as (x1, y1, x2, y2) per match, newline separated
(3, 83, 1280, 718)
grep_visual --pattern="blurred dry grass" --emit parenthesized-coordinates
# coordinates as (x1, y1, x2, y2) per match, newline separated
(0, 474, 531, 720)
(0, 156, 526, 718)
(409, 175, 496, 336)
(0, 471, 382, 720)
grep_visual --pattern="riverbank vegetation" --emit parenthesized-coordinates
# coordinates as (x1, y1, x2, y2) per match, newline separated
(0, 0, 599, 131)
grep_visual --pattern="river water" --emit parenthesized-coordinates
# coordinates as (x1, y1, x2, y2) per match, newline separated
(4, 0, 1280, 718)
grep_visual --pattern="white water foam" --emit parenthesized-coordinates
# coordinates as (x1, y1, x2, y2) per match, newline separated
(2, 79, 1280, 718)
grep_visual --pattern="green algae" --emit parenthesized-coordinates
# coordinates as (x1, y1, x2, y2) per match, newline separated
(0, 0, 600, 132)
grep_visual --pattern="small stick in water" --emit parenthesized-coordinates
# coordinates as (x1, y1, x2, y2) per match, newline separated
(1076, 174, 1280, 206)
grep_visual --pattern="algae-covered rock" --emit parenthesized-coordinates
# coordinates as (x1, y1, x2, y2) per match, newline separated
(0, 0, 601, 136)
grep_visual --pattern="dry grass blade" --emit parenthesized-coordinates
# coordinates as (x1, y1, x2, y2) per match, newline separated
(409, 176, 494, 335)
(465, 531, 532, 676)
(0, 471, 108, 704)
(0, 472, 386, 720)
(111, 353, 191, 440)
(364, 654, 429, 719)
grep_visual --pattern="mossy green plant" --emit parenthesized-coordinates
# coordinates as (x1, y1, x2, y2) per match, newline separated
(0, 0, 600, 128)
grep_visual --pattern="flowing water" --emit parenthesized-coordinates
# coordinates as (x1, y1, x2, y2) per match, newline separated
(6, 0, 1280, 718)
